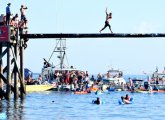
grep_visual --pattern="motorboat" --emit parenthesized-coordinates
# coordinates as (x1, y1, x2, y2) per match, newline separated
(103, 68, 126, 85)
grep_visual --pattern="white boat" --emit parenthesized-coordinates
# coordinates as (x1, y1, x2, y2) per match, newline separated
(41, 39, 73, 81)
(103, 68, 126, 84)
(41, 39, 85, 91)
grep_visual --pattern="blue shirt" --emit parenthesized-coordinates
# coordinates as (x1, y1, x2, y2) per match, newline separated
(6, 6, 11, 14)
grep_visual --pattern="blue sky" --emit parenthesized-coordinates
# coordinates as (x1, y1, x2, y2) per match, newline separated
(1, 0, 165, 75)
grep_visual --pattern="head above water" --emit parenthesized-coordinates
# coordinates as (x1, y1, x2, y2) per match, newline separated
(97, 97, 100, 100)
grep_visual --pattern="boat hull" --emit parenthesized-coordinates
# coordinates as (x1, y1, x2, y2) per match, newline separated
(26, 85, 54, 92)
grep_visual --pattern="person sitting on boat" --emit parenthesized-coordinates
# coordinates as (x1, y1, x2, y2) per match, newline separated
(95, 88, 102, 94)
(26, 75, 34, 85)
(125, 94, 130, 101)
(153, 85, 159, 91)
(148, 85, 153, 92)
(87, 84, 98, 92)
(121, 96, 130, 104)
(137, 84, 145, 91)
(90, 75, 95, 81)
(106, 71, 110, 78)
(93, 97, 101, 105)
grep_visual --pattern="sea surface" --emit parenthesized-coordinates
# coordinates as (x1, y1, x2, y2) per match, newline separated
(0, 91, 165, 120)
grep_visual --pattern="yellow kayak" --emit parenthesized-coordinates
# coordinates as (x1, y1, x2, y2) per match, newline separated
(26, 85, 54, 92)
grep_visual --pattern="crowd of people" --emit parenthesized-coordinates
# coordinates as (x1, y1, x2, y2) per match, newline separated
(0, 3, 28, 39)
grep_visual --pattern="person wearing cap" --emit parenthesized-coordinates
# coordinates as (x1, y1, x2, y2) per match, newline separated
(6, 3, 11, 25)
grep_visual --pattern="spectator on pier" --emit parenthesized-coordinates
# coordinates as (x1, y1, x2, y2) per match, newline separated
(10, 29, 16, 40)
(20, 5, 28, 28)
(6, 3, 11, 25)
(0, 14, 5, 26)
(10, 14, 19, 28)
(99, 8, 113, 33)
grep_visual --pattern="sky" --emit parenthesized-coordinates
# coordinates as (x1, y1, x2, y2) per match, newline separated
(1, 0, 165, 75)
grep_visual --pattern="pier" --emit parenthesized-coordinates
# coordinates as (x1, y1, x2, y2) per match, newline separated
(1, 25, 165, 100)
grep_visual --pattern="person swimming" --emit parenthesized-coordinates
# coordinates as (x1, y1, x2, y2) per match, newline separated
(125, 94, 130, 101)
(94, 97, 101, 105)
(121, 96, 130, 104)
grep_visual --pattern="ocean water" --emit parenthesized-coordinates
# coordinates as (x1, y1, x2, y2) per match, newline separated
(0, 91, 165, 120)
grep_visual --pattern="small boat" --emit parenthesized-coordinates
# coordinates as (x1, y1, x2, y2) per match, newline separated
(103, 68, 126, 85)
(26, 85, 54, 92)
(135, 90, 157, 93)
(74, 91, 88, 94)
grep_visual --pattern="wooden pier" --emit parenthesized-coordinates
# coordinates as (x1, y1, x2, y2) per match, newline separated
(0, 26, 26, 100)
(1, 24, 165, 101)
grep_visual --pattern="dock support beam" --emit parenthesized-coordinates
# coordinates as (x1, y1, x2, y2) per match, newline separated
(0, 26, 26, 100)
(0, 44, 4, 100)
(6, 44, 11, 100)
(20, 40, 25, 99)
(14, 43, 19, 100)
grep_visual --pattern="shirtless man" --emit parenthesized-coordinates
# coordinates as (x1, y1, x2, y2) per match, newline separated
(20, 5, 28, 28)
(99, 8, 113, 33)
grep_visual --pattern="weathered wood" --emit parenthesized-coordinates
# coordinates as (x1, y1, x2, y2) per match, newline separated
(6, 44, 11, 100)
(0, 43, 4, 100)
(0, 73, 15, 92)
(11, 47, 25, 94)
(20, 40, 25, 99)
(3, 58, 15, 73)
(0, 48, 7, 61)
(14, 45, 19, 100)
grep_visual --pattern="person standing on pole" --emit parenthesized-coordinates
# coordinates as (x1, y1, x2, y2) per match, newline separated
(99, 8, 113, 33)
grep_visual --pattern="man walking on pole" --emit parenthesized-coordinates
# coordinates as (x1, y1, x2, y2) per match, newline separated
(99, 8, 113, 33)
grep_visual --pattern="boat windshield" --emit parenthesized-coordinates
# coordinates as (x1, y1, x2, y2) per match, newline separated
(107, 70, 123, 78)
